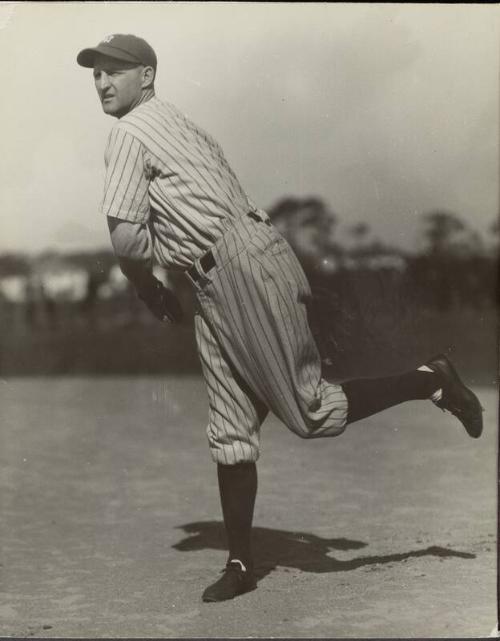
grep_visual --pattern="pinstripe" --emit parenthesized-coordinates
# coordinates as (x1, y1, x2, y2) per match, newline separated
(196, 307, 262, 463)
(148, 108, 247, 209)
(164, 108, 246, 201)
(151, 181, 217, 247)
(136, 188, 150, 218)
(126, 110, 242, 214)
(250, 264, 319, 431)
(192, 215, 347, 463)
(110, 132, 141, 213)
(195, 314, 231, 465)
(250, 287, 306, 426)
(169, 116, 244, 204)
(232, 252, 277, 383)
(224, 237, 293, 400)
(213, 245, 283, 410)
(215, 254, 272, 397)
(220, 243, 302, 422)
(202, 315, 237, 464)
(103, 130, 150, 222)
(103, 127, 123, 188)
(236, 236, 302, 394)
(102, 97, 250, 269)
(102, 96, 347, 463)
(152, 235, 172, 267)
(206, 310, 248, 465)
(243, 253, 301, 403)
(259, 266, 318, 409)
(259, 257, 313, 370)
(261, 246, 318, 394)
(148, 188, 183, 256)
(274, 240, 319, 381)
(119, 121, 221, 214)
(104, 131, 130, 211)
(196, 314, 235, 464)
(126, 115, 231, 210)
(214, 253, 269, 391)
(115, 143, 145, 215)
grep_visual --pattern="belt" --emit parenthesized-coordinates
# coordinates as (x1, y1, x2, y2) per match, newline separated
(187, 249, 216, 285)
(186, 210, 271, 285)
(247, 210, 272, 226)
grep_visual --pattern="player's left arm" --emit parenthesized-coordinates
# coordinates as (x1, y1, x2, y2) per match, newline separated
(107, 217, 183, 324)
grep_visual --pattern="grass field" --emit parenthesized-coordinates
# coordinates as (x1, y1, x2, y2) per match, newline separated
(0, 375, 497, 638)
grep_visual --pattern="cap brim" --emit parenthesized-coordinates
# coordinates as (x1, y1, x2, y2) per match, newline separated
(76, 44, 141, 68)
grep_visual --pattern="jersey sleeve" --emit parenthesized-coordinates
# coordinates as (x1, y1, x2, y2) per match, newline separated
(101, 125, 150, 223)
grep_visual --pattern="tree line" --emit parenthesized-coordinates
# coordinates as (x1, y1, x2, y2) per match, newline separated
(0, 196, 497, 316)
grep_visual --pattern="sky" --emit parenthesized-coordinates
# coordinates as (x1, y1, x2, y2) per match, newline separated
(0, 2, 498, 254)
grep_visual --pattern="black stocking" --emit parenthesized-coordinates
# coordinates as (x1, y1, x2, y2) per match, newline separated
(343, 370, 440, 424)
(217, 462, 257, 570)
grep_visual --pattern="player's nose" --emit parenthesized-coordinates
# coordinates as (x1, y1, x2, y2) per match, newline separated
(97, 71, 111, 91)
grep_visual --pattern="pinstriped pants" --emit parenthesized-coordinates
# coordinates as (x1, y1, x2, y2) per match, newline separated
(191, 213, 348, 465)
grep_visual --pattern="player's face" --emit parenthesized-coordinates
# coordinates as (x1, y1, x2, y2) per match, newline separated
(93, 55, 147, 118)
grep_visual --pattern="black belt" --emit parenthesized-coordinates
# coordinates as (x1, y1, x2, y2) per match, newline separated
(247, 210, 272, 226)
(187, 250, 216, 284)
(187, 211, 271, 284)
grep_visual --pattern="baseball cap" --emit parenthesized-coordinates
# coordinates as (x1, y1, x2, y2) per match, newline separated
(77, 34, 157, 69)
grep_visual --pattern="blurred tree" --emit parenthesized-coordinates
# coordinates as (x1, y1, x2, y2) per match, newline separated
(67, 250, 117, 280)
(268, 196, 343, 277)
(484, 218, 499, 306)
(487, 218, 500, 258)
(0, 253, 30, 277)
(348, 222, 371, 243)
(410, 210, 496, 310)
(423, 210, 464, 253)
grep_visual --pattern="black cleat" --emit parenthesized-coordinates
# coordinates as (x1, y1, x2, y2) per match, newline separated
(202, 561, 257, 603)
(426, 353, 483, 438)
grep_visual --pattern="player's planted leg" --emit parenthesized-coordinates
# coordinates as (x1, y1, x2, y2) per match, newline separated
(202, 462, 257, 602)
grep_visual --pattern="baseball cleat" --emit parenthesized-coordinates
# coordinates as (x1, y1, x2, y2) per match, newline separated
(426, 353, 483, 438)
(202, 561, 257, 602)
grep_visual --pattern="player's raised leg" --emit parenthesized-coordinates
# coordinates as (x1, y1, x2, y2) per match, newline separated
(342, 353, 483, 438)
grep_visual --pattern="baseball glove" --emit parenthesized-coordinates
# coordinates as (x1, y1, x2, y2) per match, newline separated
(137, 277, 183, 323)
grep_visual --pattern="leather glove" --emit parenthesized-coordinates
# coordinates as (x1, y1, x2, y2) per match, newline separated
(137, 277, 183, 323)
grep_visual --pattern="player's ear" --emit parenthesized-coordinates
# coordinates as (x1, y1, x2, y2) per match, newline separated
(141, 65, 155, 89)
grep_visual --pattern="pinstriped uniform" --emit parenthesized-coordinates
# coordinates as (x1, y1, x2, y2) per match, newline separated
(193, 214, 348, 464)
(102, 97, 251, 270)
(102, 97, 348, 465)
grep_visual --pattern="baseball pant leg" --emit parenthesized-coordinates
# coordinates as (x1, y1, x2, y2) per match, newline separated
(195, 309, 268, 465)
(197, 215, 348, 441)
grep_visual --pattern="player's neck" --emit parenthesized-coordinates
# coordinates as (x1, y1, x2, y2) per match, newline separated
(137, 88, 155, 108)
(120, 89, 155, 118)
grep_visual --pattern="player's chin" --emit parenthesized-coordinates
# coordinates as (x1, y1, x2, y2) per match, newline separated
(101, 100, 119, 116)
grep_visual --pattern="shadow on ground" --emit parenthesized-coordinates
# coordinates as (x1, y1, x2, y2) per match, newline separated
(173, 521, 476, 580)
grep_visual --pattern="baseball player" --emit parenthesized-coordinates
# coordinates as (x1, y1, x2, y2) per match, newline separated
(77, 34, 483, 603)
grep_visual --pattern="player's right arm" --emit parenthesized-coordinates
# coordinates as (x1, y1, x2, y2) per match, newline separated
(107, 217, 183, 323)
(102, 124, 182, 323)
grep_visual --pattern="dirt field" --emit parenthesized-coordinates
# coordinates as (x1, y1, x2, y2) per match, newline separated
(0, 376, 497, 638)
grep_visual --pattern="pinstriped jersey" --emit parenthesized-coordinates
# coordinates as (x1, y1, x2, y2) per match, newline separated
(102, 96, 252, 269)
